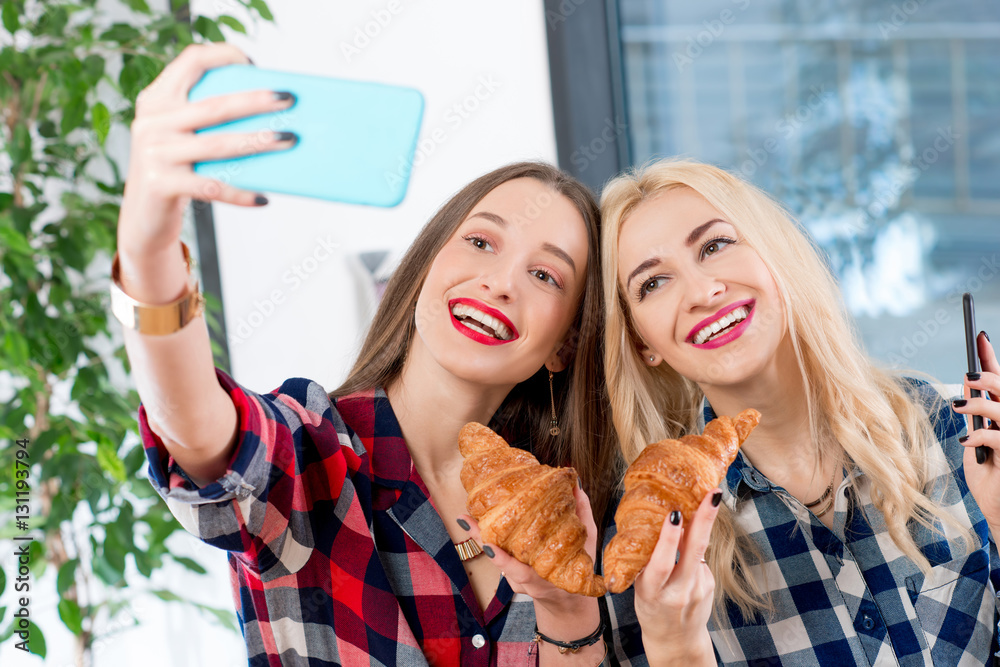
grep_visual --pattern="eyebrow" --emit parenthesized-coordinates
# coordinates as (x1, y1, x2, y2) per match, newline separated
(624, 219, 729, 290)
(686, 219, 727, 246)
(625, 258, 661, 291)
(467, 211, 577, 274)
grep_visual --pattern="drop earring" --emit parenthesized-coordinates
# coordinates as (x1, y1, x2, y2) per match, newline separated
(548, 370, 561, 436)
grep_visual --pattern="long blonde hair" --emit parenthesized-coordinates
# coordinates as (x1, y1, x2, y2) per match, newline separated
(600, 158, 969, 620)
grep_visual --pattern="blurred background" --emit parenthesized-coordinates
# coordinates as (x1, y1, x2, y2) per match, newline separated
(0, 0, 997, 665)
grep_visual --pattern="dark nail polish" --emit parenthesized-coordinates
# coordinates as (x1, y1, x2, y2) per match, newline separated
(976, 447, 987, 464)
(253, 195, 268, 206)
(712, 491, 723, 507)
(482, 545, 495, 558)
(967, 372, 982, 381)
(273, 91, 295, 103)
(669, 510, 681, 526)
(274, 131, 298, 143)
(456, 518, 470, 531)
(959, 435, 970, 444)
(982, 330, 990, 342)
(953, 399, 968, 408)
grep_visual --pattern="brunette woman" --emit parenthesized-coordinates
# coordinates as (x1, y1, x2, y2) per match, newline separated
(116, 44, 619, 666)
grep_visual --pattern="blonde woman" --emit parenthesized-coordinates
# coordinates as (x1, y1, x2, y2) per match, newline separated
(598, 158, 1000, 665)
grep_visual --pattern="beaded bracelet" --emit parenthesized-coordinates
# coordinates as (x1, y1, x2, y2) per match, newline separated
(533, 621, 605, 654)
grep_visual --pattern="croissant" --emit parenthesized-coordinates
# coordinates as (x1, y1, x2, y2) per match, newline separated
(603, 409, 761, 593)
(458, 422, 606, 597)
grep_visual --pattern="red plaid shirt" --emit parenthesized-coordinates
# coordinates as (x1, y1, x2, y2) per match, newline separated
(141, 369, 541, 666)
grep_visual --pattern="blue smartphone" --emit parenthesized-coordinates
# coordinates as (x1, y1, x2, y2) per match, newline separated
(187, 65, 424, 207)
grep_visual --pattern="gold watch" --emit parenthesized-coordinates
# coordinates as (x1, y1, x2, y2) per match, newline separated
(110, 242, 206, 335)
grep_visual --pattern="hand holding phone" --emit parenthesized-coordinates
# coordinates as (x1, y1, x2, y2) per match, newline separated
(188, 65, 424, 206)
(962, 292, 989, 464)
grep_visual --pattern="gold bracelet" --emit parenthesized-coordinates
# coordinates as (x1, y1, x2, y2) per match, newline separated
(110, 241, 206, 336)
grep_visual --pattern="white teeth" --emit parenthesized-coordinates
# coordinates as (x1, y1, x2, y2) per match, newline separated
(693, 306, 749, 345)
(450, 303, 514, 341)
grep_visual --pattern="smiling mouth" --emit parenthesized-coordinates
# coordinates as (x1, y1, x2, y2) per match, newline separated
(450, 301, 517, 342)
(690, 303, 753, 345)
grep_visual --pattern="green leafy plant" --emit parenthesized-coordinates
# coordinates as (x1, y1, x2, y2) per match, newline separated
(0, 0, 271, 662)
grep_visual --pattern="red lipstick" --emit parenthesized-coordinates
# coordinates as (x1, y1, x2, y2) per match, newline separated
(448, 298, 519, 346)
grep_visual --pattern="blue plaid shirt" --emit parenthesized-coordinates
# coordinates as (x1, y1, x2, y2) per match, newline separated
(604, 379, 1000, 666)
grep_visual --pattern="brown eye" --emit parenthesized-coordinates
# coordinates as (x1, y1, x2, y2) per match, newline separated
(531, 269, 560, 288)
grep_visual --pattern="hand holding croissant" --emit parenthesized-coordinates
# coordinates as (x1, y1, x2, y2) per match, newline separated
(603, 409, 761, 593)
(458, 422, 606, 597)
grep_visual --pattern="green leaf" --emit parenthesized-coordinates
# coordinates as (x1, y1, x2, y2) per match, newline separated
(171, 556, 207, 575)
(93, 552, 123, 586)
(0, 225, 32, 257)
(125, 0, 151, 13)
(91, 102, 110, 146)
(27, 621, 46, 657)
(217, 15, 246, 34)
(57, 598, 83, 636)
(96, 443, 127, 483)
(133, 549, 153, 578)
(2, 2, 19, 33)
(151, 588, 182, 603)
(0, 564, 5, 597)
(56, 559, 79, 596)
(193, 16, 225, 43)
(100, 23, 141, 44)
(83, 54, 105, 86)
(61, 95, 87, 134)
(119, 54, 161, 103)
(248, 0, 274, 21)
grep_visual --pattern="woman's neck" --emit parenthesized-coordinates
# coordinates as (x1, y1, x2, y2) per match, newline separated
(385, 341, 515, 485)
(699, 339, 821, 481)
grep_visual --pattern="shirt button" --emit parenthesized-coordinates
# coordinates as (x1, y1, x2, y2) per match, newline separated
(862, 614, 875, 631)
(472, 634, 486, 649)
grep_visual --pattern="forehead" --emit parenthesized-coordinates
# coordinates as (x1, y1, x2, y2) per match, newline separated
(466, 178, 589, 250)
(617, 187, 730, 274)
(622, 187, 722, 239)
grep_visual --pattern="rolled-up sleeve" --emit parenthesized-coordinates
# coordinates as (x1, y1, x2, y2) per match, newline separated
(139, 368, 360, 578)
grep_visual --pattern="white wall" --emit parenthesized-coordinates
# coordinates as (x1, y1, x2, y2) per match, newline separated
(202, 0, 559, 394)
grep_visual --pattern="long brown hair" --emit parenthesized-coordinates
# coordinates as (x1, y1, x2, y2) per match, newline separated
(332, 162, 621, 528)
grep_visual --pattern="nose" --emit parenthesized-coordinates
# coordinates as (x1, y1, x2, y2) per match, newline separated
(478, 258, 518, 303)
(681, 269, 726, 313)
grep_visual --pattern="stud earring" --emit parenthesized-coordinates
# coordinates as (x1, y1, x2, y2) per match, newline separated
(548, 370, 561, 436)
(649, 355, 655, 362)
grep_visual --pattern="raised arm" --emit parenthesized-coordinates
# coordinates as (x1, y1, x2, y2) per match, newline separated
(116, 44, 296, 485)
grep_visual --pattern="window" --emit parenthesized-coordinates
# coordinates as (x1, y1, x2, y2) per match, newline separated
(615, 0, 1000, 378)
